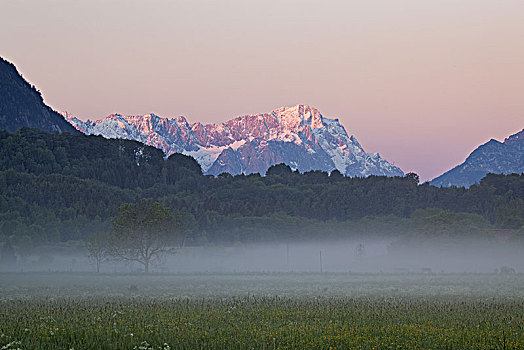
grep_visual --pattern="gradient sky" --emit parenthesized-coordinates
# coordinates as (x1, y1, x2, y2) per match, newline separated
(1, 0, 523, 181)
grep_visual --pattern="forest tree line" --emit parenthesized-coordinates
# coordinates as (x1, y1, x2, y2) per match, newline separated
(0, 128, 523, 250)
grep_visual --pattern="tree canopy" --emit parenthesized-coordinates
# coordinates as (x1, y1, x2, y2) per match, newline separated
(0, 128, 523, 247)
(110, 200, 181, 273)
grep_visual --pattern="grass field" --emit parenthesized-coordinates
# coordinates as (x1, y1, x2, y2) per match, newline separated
(1, 273, 523, 349)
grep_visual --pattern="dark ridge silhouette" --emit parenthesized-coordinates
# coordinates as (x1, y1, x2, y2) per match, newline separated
(0, 57, 78, 133)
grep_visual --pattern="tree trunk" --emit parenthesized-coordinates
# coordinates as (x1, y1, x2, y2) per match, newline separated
(96, 260, 100, 273)
(144, 259, 149, 274)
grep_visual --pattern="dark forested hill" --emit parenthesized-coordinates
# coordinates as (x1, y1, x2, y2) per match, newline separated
(0, 128, 203, 242)
(0, 128, 202, 189)
(0, 57, 78, 133)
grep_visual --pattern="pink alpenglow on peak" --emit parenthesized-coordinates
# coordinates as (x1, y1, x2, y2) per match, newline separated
(61, 105, 404, 177)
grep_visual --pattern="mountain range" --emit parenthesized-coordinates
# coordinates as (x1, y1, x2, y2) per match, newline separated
(431, 129, 524, 188)
(0, 55, 521, 185)
(62, 106, 404, 177)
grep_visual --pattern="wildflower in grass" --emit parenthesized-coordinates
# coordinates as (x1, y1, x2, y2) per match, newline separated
(1, 341, 22, 350)
(134, 341, 152, 350)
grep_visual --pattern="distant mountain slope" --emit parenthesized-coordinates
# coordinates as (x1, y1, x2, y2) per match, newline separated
(0, 57, 78, 133)
(63, 105, 404, 177)
(431, 129, 524, 187)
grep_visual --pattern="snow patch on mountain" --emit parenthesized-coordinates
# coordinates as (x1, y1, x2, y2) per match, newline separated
(184, 140, 247, 172)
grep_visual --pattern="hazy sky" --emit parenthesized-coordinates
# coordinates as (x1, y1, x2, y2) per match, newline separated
(1, 0, 523, 180)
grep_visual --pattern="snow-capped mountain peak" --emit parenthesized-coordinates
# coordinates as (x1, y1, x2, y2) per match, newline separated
(61, 105, 404, 177)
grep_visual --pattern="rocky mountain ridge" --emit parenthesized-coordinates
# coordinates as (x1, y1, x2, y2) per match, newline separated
(431, 129, 524, 187)
(63, 105, 404, 177)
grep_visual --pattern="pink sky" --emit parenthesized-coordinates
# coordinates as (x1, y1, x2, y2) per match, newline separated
(1, 0, 523, 181)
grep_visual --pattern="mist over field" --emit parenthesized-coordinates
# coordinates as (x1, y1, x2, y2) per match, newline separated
(3, 235, 523, 275)
(2, 233, 524, 302)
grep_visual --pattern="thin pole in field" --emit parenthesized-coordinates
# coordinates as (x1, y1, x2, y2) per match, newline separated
(286, 242, 290, 270)
(319, 250, 323, 273)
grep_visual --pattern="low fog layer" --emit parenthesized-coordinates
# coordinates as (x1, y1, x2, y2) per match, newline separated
(2, 237, 523, 274)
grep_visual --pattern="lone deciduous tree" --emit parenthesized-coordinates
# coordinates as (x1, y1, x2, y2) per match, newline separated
(85, 231, 111, 273)
(110, 199, 181, 273)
